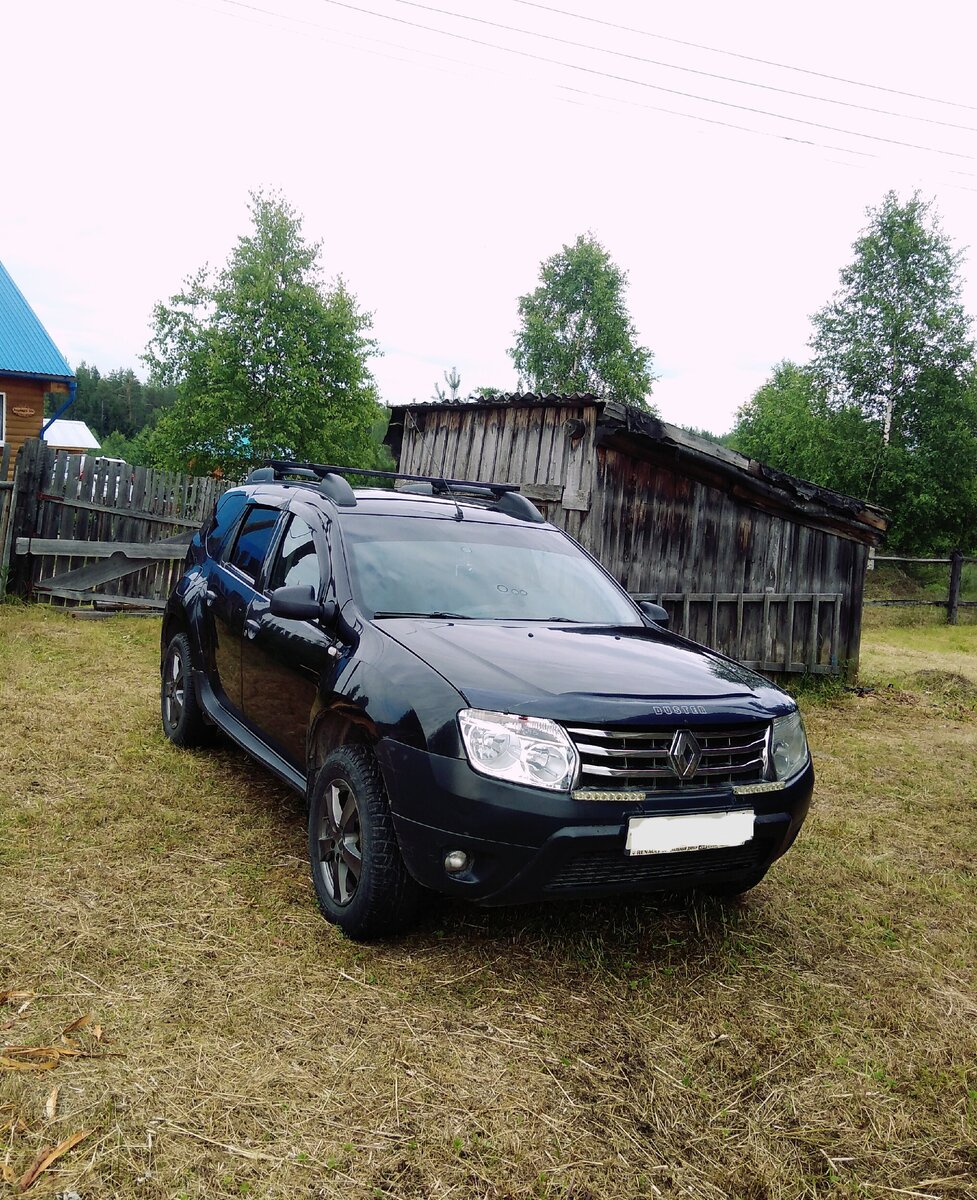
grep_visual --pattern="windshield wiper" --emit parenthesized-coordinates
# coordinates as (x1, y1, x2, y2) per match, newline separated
(372, 610, 473, 620)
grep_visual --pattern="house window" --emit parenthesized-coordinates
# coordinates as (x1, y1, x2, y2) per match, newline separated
(0, 392, 5, 443)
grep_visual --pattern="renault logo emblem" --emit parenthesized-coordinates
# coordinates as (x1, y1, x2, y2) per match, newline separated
(668, 730, 702, 780)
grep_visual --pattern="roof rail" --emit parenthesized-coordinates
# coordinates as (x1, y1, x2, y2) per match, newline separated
(252, 461, 545, 521)
(254, 460, 357, 506)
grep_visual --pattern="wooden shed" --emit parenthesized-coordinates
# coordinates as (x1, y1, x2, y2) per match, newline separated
(0, 260, 75, 480)
(386, 394, 888, 678)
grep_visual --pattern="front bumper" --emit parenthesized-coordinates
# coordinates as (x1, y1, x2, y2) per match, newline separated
(377, 740, 814, 905)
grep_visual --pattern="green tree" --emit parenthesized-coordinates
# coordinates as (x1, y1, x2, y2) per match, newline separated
(730, 361, 879, 499)
(808, 191, 977, 550)
(144, 191, 388, 478)
(509, 234, 655, 409)
(67, 363, 177, 442)
(730, 195, 977, 552)
(811, 191, 973, 439)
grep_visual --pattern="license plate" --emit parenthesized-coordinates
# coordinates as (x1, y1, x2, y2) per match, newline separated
(626, 810, 754, 856)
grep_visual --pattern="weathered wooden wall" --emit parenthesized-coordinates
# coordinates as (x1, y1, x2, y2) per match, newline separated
(6, 439, 227, 609)
(591, 444, 868, 673)
(393, 400, 874, 676)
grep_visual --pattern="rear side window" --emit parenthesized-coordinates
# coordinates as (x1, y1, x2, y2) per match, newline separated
(228, 505, 280, 583)
(206, 491, 249, 558)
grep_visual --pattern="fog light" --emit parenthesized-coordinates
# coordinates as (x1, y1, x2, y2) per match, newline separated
(444, 849, 470, 874)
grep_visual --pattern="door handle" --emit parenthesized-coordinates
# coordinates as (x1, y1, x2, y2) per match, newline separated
(204, 588, 217, 606)
(244, 617, 261, 639)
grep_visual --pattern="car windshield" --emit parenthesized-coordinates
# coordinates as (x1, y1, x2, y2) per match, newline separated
(341, 514, 642, 624)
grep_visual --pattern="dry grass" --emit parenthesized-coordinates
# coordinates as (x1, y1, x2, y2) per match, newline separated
(1, 606, 975, 1200)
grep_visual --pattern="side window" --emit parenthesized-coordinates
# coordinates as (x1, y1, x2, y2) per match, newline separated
(206, 491, 249, 558)
(227, 505, 280, 583)
(268, 515, 323, 593)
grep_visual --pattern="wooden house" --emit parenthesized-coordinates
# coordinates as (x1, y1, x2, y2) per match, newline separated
(386, 394, 888, 678)
(0, 260, 75, 480)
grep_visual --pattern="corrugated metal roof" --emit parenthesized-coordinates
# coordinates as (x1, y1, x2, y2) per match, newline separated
(397, 392, 601, 411)
(387, 394, 888, 540)
(0, 260, 74, 381)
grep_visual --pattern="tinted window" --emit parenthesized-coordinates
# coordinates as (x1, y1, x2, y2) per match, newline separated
(268, 515, 323, 592)
(342, 516, 640, 624)
(206, 491, 249, 558)
(228, 505, 280, 582)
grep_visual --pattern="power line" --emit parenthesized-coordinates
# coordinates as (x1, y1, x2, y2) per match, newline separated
(312, 0, 977, 162)
(204, 0, 977, 183)
(211, 0, 874, 159)
(510, 0, 977, 115)
(390, 0, 977, 134)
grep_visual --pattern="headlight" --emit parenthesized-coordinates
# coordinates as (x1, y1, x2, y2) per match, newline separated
(769, 711, 810, 781)
(458, 709, 578, 792)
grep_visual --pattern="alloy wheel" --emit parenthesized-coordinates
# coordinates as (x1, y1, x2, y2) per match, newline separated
(163, 645, 185, 730)
(316, 779, 362, 906)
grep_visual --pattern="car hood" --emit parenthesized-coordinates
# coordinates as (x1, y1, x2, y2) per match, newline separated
(374, 620, 792, 724)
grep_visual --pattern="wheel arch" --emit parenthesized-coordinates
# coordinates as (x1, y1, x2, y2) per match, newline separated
(307, 704, 380, 800)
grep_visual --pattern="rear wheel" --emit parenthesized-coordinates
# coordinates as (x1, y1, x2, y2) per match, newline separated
(161, 633, 210, 747)
(309, 745, 422, 940)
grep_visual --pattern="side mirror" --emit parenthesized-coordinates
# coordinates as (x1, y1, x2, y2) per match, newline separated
(638, 600, 670, 629)
(270, 584, 324, 622)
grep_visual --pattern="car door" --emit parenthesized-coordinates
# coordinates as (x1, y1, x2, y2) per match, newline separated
(241, 506, 343, 770)
(207, 501, 283, 715)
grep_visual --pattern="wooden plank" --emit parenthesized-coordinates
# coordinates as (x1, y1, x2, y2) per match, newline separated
(494, 405, 518, 487)
(30, 553, 178, 594)
(520, 484, 563, 502)
(34, 586, 167, 609)
(809, 594, 821, 670)
(535, 404, 561, 486)
(16, 537, 192, 560)
(35, 492, 204, 528)
(948, 550, 964, 625)
(831, 594, 842, 666)
(785, 595, 795, 673)
(761, 592, 771, 665)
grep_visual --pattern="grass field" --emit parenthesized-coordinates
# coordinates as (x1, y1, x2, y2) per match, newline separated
(1, 606, 975, 1199)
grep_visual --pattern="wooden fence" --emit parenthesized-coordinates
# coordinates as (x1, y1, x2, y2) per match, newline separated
(4, 439, 227, 610)
(0, 445, 15, 589)
(634, 591, 844, 675)
(865, 551, 977, 624)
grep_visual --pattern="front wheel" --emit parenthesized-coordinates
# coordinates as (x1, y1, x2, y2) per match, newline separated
(309, 745, 422, 940)
(161, 633, 210, 747)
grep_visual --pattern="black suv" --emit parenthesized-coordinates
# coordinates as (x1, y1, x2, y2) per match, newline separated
(161, 462, 813, 939)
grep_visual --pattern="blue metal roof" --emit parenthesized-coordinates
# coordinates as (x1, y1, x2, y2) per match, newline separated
(0, 260, 74, 381)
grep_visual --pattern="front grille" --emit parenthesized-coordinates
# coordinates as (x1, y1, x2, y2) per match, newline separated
(566, 723, 768, 793)
(544, 844, 764, 891)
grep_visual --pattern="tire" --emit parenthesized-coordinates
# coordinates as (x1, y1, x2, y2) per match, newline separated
(309, 744, 422, 940)
(161, 632, 210, 747)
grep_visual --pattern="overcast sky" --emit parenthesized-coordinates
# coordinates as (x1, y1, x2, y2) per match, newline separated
(5, 0, 977, 434)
